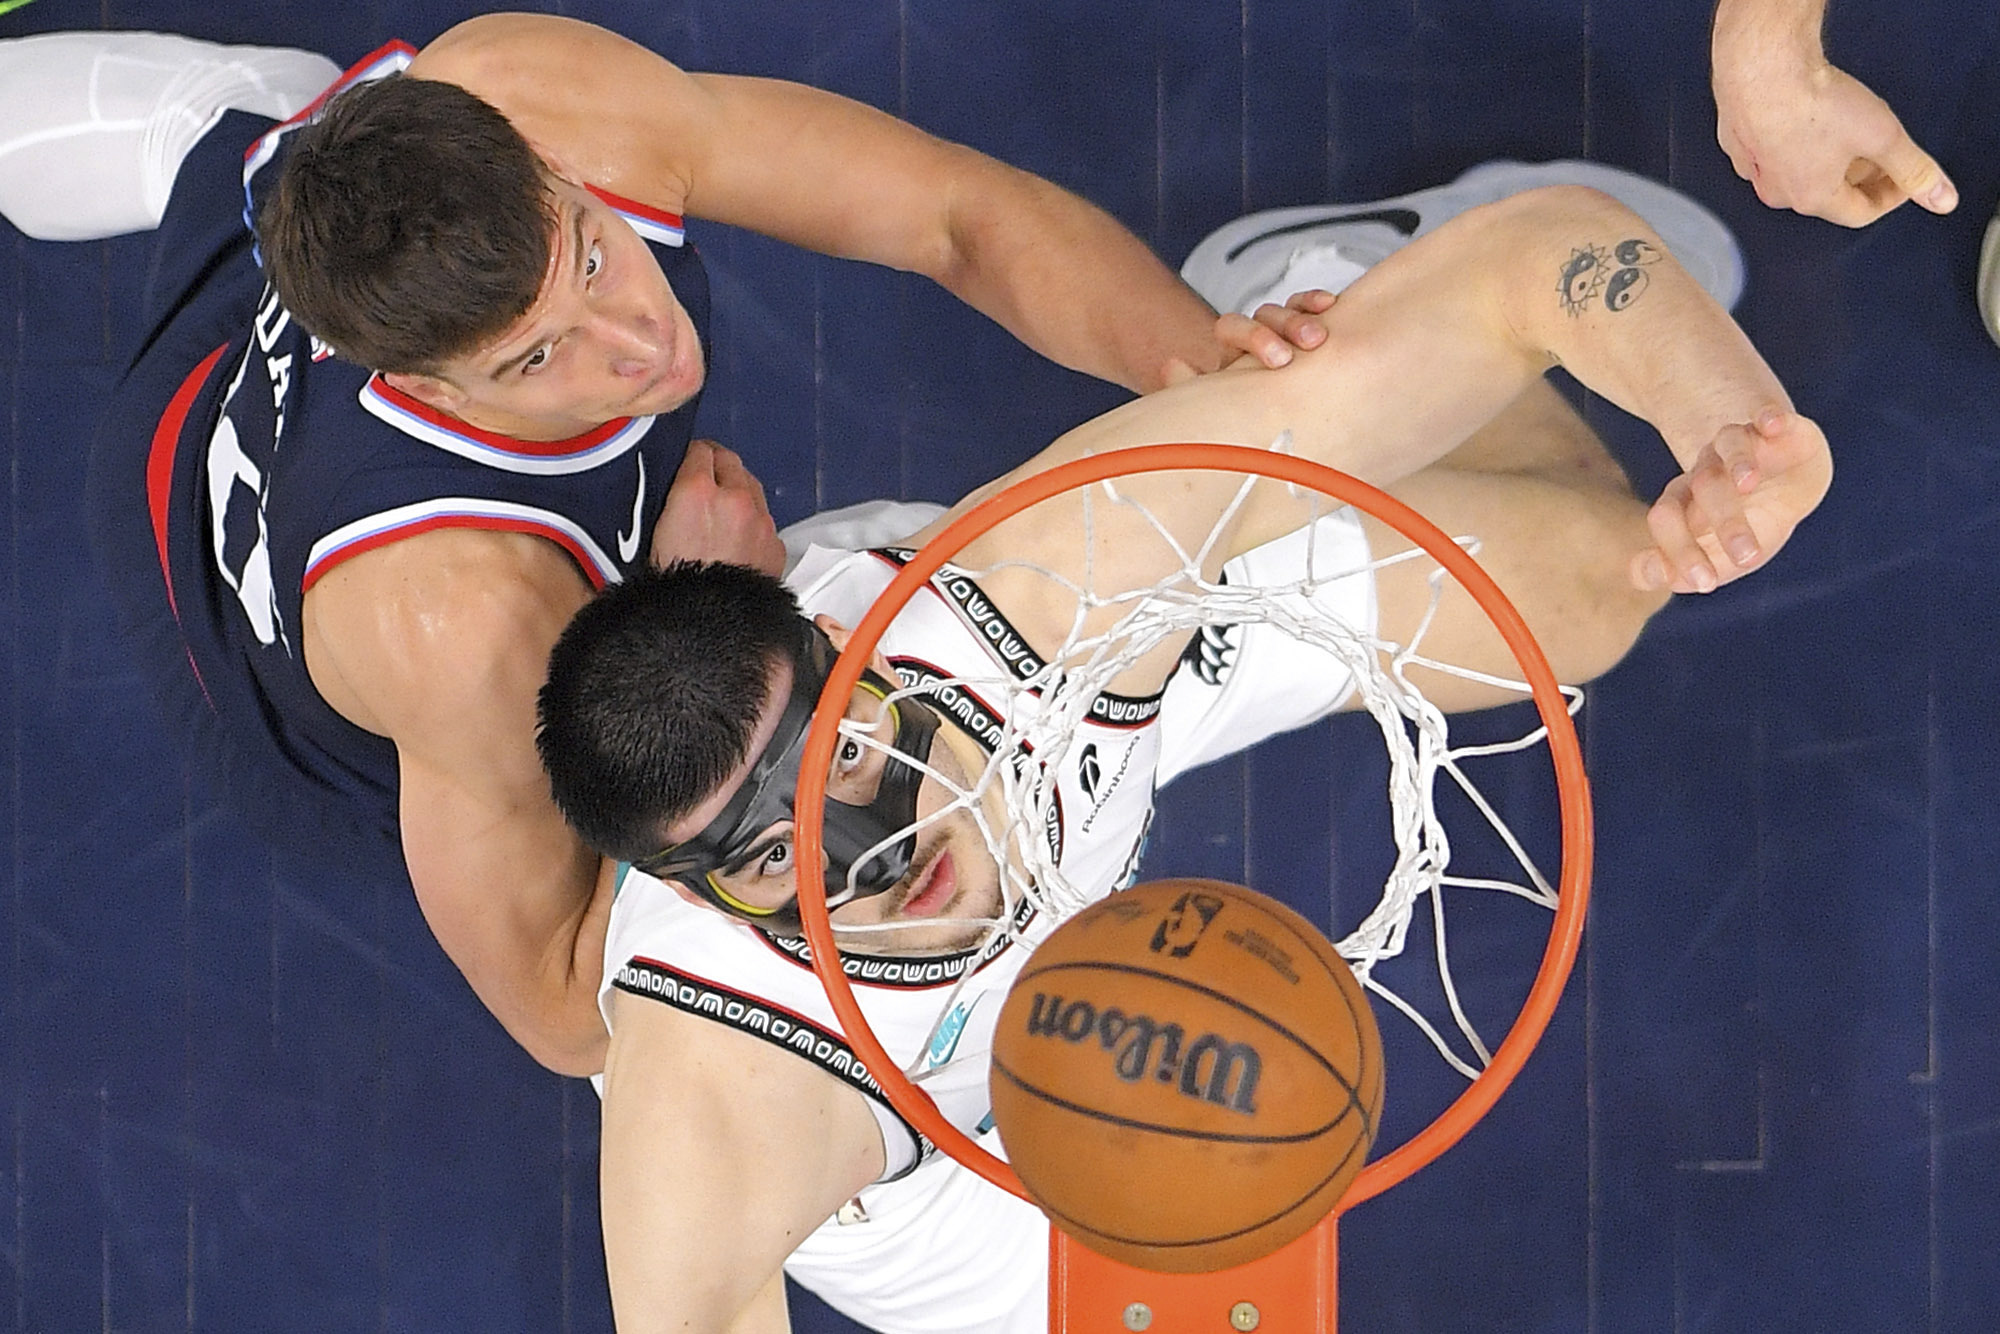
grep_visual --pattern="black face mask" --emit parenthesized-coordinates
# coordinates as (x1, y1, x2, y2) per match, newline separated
(631, 621, 942, 936)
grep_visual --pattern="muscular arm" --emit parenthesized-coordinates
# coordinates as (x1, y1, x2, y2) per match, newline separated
(931, 185, 1831, 691)
(304, 529, 611, 1075)
(412, 13, 1250, 392)
(598, 991, 884, 1334)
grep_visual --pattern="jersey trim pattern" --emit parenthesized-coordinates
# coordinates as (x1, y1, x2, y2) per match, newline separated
(874, 547, 1166, 727)
(611, 956, 931, 1177)
(357, 376, 656, 474)
(147, 342, 233, 705)
(302, 497, 622, 592)
(584, 185, 687, 247)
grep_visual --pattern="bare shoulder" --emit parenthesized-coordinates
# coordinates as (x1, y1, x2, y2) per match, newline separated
(600, 986, 884, 1219)
(598, 988, 879, 1330)
(410, 13, 622, 88)
(303, 526, 594, 748)
(601, 985, 885, 1250)
(409, 14, 709, 211)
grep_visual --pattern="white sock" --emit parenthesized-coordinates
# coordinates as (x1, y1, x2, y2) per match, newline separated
(0, 32, 339, 241)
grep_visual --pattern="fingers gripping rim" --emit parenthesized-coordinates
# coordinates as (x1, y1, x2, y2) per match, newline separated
(792, 443, 1594, 1210)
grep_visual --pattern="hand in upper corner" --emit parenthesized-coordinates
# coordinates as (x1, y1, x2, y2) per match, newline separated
(1633, 407, 1832, 594)
(1711, 0, 1956, 227)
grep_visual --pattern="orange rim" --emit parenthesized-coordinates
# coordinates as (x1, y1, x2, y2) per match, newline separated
(791, 442, 1593, 1209)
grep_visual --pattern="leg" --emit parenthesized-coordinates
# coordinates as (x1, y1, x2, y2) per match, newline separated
(0, 32, 338, 241)
(1364, 376, 1668, 713)
(1158, 161, 1740, 712)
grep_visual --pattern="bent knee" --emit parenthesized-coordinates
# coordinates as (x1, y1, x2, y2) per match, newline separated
(1541, 509, 1670, 684)
(1554, 573, 1668, 685)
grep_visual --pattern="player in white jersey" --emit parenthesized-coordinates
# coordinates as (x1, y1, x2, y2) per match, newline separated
(540, 175, 1831, 1333)
(593, 508, 1373, 1331)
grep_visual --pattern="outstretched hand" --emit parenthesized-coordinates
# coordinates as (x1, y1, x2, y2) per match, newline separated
(1715, 54, 1956, 227)
(1634, 409, 1832, 594)
(650, 438, 787, 575)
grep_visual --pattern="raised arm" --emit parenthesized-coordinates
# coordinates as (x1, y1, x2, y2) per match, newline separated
(412, 12, 1295, 392)
(932, 184, 1831, 690)
(1711, 0, 1956, 225)
(597, 991, 884, 1334)
(1297, 184, 1834, 594)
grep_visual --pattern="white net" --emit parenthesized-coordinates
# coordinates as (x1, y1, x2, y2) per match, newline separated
(824, 441, 1581, 1086)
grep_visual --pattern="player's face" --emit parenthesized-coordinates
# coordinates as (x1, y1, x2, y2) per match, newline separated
(438, 181, 705, 440)
(665, 674, 1007, 956)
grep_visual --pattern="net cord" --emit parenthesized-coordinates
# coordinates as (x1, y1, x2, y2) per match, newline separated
(790, 443, 1594, 1209)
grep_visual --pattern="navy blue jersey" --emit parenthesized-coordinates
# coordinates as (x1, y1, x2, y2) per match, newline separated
(88, 45, 710, 884)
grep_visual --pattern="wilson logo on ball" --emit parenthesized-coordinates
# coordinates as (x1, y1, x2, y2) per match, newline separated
(1021, 993, 1263, 1114)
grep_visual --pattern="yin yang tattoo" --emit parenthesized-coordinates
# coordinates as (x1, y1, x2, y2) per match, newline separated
(1557, 238, 1660, 316)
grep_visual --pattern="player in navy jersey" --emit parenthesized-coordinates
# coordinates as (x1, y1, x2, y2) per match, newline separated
(0, 16, 1329, 1077)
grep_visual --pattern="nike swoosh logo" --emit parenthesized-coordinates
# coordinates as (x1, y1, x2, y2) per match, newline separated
(924, 997, 980, 1069)
(616, 453, 647, 563)
(1224, 206, 1420, 263)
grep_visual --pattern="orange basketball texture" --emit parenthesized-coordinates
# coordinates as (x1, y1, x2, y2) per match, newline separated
(990, 878, 1384, 1273)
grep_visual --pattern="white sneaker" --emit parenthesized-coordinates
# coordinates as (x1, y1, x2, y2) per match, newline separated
(1182, 160, 1746, 314)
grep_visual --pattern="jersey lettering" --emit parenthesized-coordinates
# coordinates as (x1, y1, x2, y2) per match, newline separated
(204, 286, 302, 652)
(204, 344, 284, 647)
(252, 285, 291, 352)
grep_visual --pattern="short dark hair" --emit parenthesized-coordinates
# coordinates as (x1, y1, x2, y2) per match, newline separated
(256, 76, 553, 374)
(538, 562, 807, 862)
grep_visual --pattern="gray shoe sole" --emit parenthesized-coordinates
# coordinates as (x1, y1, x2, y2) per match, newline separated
(1979, 213, 2000, 350)
(1182, 160, 1746, 314)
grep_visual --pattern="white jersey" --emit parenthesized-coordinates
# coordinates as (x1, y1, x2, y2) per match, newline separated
(600, 543, 1169, 1179)
(597, 511, 1375, 1334)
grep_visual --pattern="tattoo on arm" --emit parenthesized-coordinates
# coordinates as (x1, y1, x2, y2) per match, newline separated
(1557, 238, 1661, 316)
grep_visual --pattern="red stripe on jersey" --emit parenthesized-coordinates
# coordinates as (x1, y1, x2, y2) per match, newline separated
(148, 343, 231, 704)
(583, 186, 686, 233)
(299, 514, 610, 594)
(149, 345, 229, 612)
(364, 376, 637, 457)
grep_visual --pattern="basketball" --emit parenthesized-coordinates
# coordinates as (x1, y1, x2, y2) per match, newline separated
(990, 877, 1384, 1273)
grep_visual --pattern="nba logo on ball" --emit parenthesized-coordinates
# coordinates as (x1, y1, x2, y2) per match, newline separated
(990, 878, 1385, 1274)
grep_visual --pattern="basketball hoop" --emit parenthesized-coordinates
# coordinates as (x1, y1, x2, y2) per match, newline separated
(791, 441, 1591, 1261)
